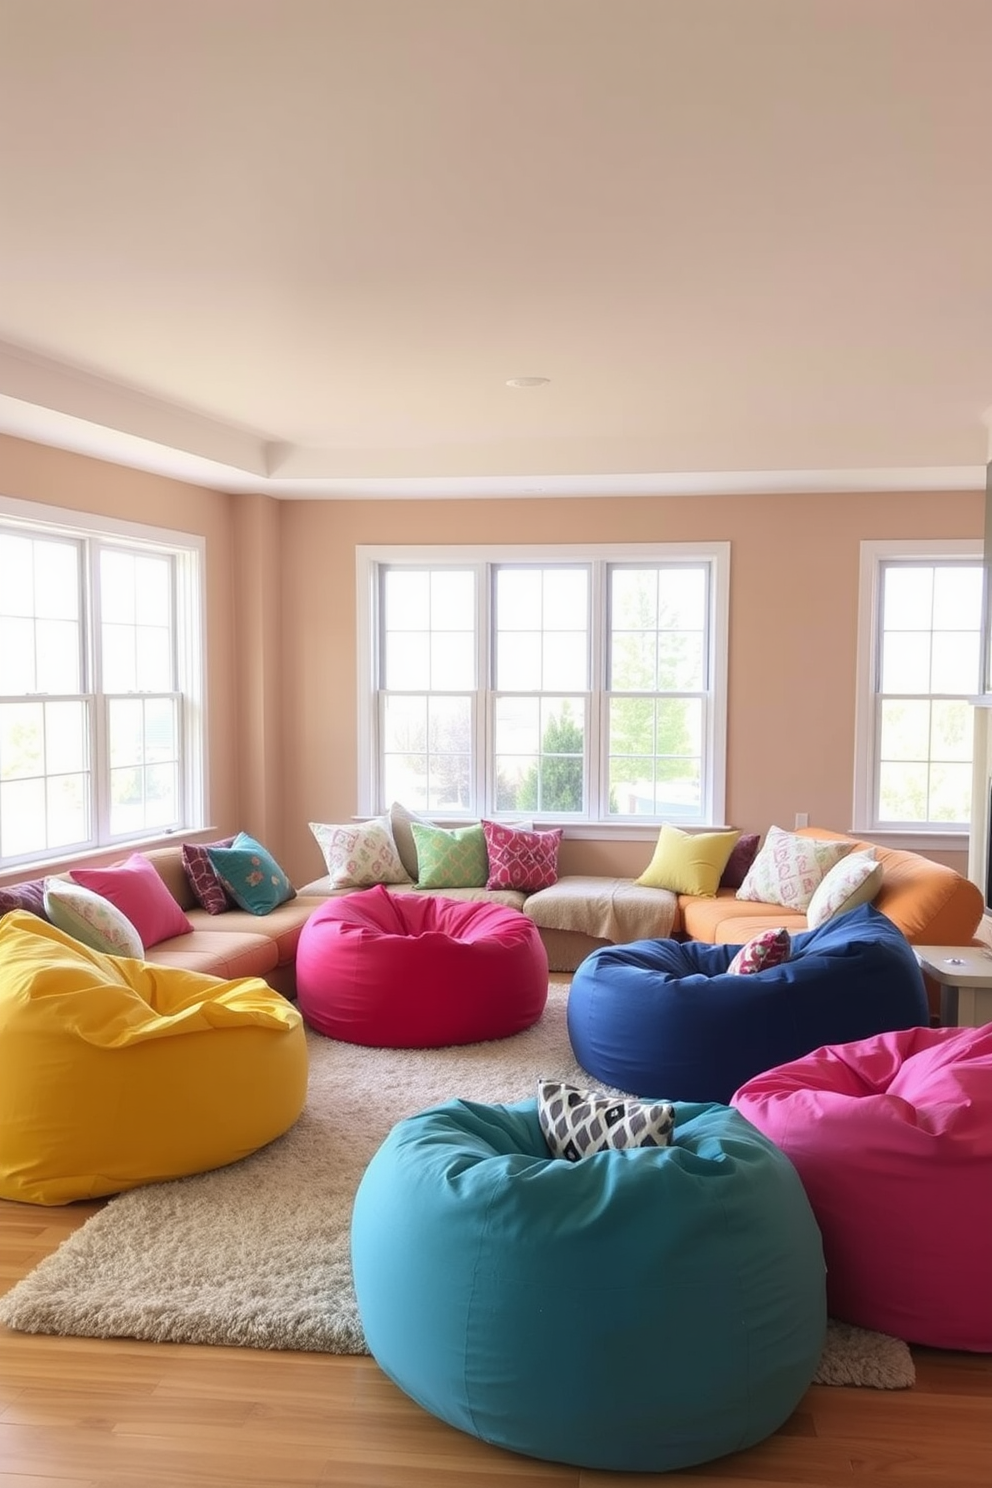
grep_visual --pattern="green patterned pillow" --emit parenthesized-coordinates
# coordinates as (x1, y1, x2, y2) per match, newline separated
(410, 822, 488, 889)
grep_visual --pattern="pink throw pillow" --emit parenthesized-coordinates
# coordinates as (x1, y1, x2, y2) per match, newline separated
(482, 820, 563, 892)
(182, 838, 236, 915)
(70, 853, 194, 948)
(727, 926, 791, 976)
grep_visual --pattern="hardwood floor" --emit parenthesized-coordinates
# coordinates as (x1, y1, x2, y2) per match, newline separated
(1, 1197, 989, 1487)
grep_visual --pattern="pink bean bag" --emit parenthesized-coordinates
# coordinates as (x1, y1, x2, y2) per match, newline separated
(296, 885, 549, 1047)
(732, 1023, 992, 1350)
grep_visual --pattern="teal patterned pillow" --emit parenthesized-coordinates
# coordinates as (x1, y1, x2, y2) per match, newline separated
(410, 822, 488, 889)
(206, 832, 296, 915)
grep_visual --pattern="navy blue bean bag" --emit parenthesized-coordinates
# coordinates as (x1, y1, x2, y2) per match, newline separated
(352, 1098, 826, 1473)
(566, 902, 930, 1104)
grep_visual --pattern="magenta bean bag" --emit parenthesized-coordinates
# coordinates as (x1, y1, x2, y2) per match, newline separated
(296, 884, 548, 1047)
(732, 1023, 992, 1350)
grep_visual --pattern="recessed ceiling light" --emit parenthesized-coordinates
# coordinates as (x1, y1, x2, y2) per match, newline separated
(505, 376, 550, 388)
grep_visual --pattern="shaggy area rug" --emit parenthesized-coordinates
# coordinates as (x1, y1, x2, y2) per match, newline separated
(0, 987, 915, 1389)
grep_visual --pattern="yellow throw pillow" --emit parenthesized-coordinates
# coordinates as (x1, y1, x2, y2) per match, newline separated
(636, 824, 742, 897)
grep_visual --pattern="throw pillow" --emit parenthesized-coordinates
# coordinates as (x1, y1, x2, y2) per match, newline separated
(0, 877, 49, 920)
(537, 1080, 676, 1162)
(635, 824, 741, 897)
(482, 820, 562, 892)
(309, 817, 411, 890)
(410, 821, 488, 889)
(181, 837, 236, 915)
(735, 826, 854, 912)
(719, 833, 761, 890)
(69, 853, 193, 947)
(727, 925, 791, 976)
(206, 832, 296, 915)
(805, 851, 884, 930)
(43, 877, 145, 958)
(388, 801, 431, 881)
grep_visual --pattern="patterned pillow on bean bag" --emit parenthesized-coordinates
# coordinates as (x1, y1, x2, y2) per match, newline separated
(537, 1080, 675, 1162)
(727, 926, 792, 976)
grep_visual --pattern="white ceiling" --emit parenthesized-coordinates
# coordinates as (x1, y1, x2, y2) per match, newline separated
(1, 0, 990, 499)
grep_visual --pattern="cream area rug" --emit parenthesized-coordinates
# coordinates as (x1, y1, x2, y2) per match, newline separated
(0, 987, 914, 1389)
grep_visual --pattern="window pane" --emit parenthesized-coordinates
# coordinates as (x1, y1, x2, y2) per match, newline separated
(0, 702, 44, 780)
(34, 541, 80, 619)
(430, 570, 475, 628)
(495, 567, 588, 692)
(879, 699, 931, 762)
(381, 693, 472, 812)
(929, 763, 972, 823)
(880, 633, 931, 694)
(607, 696, 702, 818)
(101, 549, 136, 622)
(878, 761, 929, 822)
(136, 626, 173, 691)
(498, 631, 542, 690)
(107, 696, 180, 835)
(0, 618, 35, 692)
(45, 701, 88, 775)
(496, 569, 543, 629)
(932, 566, 983, 629)
(103, 623, 137, 692)
(495, 697, 585, 813)
(109, 698, 143, 767)
(541, 631, 587, 691)
(36, 619, 81, 693)
(0, 535, 35, 616)
(659, 632, 704, 690)
(47, 773, 89, 848)
(0, 776, 46, 857)
(930, 699, 972, 762)
(384, 569, 430, 629)
(931, 633, 980, 695)
(883, 567, 933, 629)
(385, 631, 431, 690)
(430, 631, 474, 690)
(612, 631, 657, 690)
(135, 555, 171, 626)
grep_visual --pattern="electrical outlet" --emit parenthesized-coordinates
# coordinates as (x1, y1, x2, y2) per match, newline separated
(794, 811, 809, 828)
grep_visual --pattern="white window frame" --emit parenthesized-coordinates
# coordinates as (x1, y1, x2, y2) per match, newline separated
(0, 494, 207, 868)
(357, 541, 730, 834)
(853, 537, 982, 848)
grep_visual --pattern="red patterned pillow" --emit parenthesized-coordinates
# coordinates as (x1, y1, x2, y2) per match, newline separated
(482, 820, 563, 892)
(182, 838, 236, 915)
(727, 926, 792, 976)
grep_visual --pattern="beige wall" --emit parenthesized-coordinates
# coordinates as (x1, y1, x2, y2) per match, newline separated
(280, 489, 984, 884)
(0, 434, 983, 886)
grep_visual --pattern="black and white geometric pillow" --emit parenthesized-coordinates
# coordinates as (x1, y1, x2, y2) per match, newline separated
(537, 1080, 676, 1162)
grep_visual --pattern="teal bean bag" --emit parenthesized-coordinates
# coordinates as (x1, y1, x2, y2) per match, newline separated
(351, 1098, 826, 1473)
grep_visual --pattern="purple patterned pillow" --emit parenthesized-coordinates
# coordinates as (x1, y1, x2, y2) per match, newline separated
(719, 833, 761, 890)
(182, 838, 236, 915)
(0, 877, 49, 920)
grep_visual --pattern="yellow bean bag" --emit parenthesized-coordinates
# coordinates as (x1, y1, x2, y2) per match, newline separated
(0, 911, 308, 1205)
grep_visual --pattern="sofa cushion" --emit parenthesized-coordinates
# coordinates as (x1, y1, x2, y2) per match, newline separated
(410, 822, 488, 889)
(719, 833, 761, 889)
(70, 853, 194, 948)
(736, 826, 853, 912)
(310, 817, 411, 890)
(206, 833, 296, 915)
(181, 838, 235, 914)
(483, 821, 562, 891)
(43, 877, 145, 958)
(806, 852, 883, 930)
(636, 824, 741, 897)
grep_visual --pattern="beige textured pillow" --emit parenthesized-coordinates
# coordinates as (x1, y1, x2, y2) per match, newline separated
(736, 826, 854, 912)
(805, 852, 884, 929)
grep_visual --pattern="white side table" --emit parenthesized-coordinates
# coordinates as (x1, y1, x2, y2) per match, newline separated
(913, 945, 992, 1028)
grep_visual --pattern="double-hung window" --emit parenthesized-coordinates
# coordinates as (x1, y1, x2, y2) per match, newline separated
(358, 543, 729, 826)
(854, 539, 983, 837)
(0, 497, 205, 868)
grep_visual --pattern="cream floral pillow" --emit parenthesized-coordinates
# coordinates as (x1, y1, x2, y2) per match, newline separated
(736, 826, 853, 912)
(805, 851, 884, 929)
(309, 817, 411, 890)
